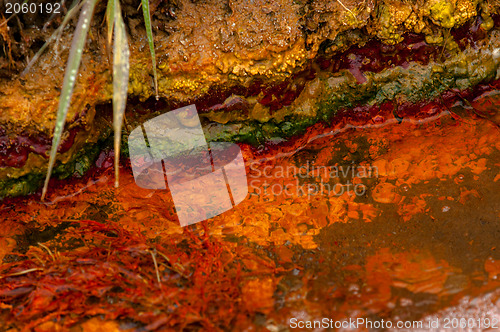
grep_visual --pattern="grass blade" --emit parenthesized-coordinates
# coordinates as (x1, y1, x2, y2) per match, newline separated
(141, 0, 158, 100)
(105, 0, 115, 63)
(112, 0, 130, 188)
(41, 0, 98, 200)
(21, 1, 84, 76)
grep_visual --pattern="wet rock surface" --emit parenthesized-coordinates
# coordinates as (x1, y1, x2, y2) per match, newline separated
(0, 1, 499, 195)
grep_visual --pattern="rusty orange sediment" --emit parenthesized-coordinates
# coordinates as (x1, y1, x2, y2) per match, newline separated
(0, 88, 499, 329)
(1, 0, 500, 330)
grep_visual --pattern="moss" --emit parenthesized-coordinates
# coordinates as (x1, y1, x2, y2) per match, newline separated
(0, 137, 108, 199)
(454, 0, 478, 26)
(340, 4, 364, 27)
(15, 34, 495, 198)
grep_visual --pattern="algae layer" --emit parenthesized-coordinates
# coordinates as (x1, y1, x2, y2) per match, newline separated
(1, 0, 500, 198)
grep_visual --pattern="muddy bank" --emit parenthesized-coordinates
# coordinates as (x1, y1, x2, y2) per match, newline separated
(1, 0, 500, 198)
